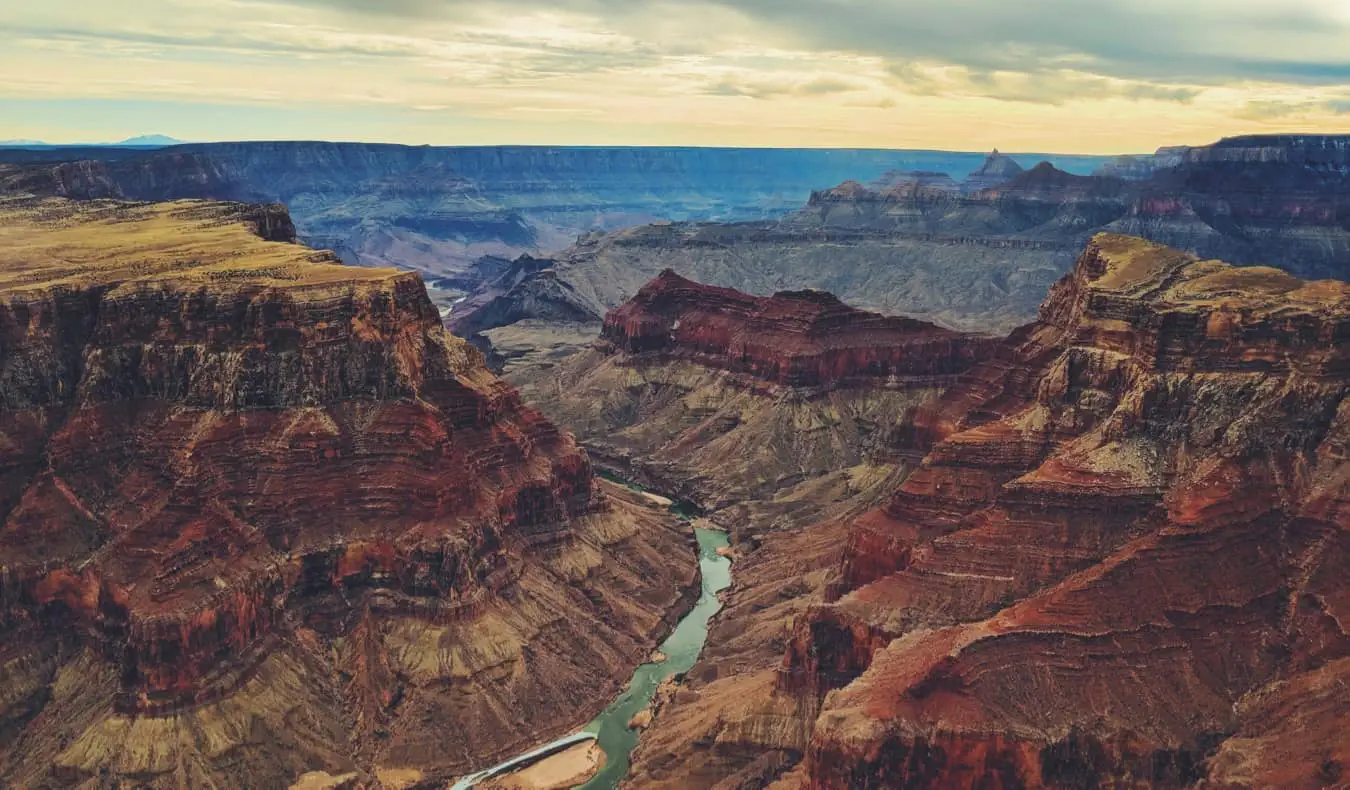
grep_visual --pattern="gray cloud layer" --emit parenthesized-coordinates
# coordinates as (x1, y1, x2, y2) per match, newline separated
(272, 0, 1350, 88)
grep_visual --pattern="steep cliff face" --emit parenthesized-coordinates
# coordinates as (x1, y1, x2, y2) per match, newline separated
(792, 233, 1350, 788)
(512, 272, 999, 538)
(602, 271, 997, 388)
(0, 198, 696, 788)
(1093, 145, 1193, 179)
(623, 233, 1349, 790)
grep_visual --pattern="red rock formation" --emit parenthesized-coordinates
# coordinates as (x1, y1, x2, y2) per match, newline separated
(601, 270, 1001, 390)
(0, 199, 694, 787)
(783, 233, 1350, 788)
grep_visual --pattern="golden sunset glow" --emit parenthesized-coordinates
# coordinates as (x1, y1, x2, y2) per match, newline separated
(3, 0, 1349, 150)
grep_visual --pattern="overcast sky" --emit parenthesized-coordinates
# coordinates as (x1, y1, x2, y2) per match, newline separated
(3, 0, 1349, 152)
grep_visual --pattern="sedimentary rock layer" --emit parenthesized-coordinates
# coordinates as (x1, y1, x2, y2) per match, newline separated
(453, 134, 1350, 344)
(0, 198, 695, 788)
(798, 233, 1350, 788)
(625, 233, 1350, 789)
(601, 271, 998, 389)
(513, 272, 999, 536)
(0, 143, 1111, 284)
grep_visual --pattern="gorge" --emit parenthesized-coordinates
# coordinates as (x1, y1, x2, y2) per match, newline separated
(0, 197, 698, 788)
(0, 134, 1346, 790)
(0, 143, 1112, 300)
(452, 134, 1350, 371)
(609, 233, 1350, 790)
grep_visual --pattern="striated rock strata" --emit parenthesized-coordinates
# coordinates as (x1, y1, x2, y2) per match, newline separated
(626, 233, 1350, 789)
(453, 134, 1350, 349)
(0, 143, 1110, 288)
(512, 271, 1000, 538)
(0, 197, 696, 788)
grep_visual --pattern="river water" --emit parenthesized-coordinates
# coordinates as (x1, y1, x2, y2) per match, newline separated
(452, 487, 732, 790)
(576, 523, 731, 788)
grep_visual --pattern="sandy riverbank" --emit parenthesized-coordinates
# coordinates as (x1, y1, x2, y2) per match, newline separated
(478, 741, 605, 790)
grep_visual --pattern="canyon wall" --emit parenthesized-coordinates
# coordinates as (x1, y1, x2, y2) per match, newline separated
(0, 197, 696, 788)
(512, 271, 1000, 537)
(626, 233, 1350, 789)
(455, 134, 1350, 348)
(0, 143, 1111, 290)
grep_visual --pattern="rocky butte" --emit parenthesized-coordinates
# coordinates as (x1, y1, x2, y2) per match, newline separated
(625, 233, 1350, 789)
(0, 143, 1112, 289)
(0, 197, 695, 788)
(513, 270, 1001, 536)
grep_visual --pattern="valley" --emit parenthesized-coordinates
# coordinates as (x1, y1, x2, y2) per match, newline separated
(450, 135, 1350, 370)
(0, 132, 1346, 790)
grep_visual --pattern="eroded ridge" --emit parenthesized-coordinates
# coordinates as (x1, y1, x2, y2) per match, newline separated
(516, 271, 1001, 535)
(0, 199, 694, 788)
(785, 233, 1350, 788)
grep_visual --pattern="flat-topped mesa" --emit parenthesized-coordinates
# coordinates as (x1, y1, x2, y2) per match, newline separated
(601, 270, 1000, 389)
(0, 199, 597, 711)
(785, 233, 1350, 787)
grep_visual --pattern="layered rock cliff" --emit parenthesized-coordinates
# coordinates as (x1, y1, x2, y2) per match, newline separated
(511, 272, 999, 537)
(0, 143, 1111, 290)
(625, 234, 1350, 789)
(453, 134, 1350, 352)
(0, 197, 696, 788)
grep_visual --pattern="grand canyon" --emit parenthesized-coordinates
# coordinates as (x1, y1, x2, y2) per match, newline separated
(3, 14, 1350, 784)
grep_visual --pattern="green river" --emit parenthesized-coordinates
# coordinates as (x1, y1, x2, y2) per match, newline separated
(576, 522, 731, 788)
(452, 483, 732, 789)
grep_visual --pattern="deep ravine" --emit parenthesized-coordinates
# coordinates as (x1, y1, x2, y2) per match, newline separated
(453, 483, 732, 789)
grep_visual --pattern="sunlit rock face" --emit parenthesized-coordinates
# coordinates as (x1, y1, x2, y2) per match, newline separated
(601, 270, 1000, 389)
(790, 233, 1350, 788)
(0, 198, 695, 788)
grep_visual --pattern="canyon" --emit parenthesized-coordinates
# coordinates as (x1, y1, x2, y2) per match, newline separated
(0, 197, 697, 788)
(452, 134, 1350, 368)
(0, 133, 1346, 790)
(617, 233, 1349, 789)
(510, 270, 1002, 538)
(0, 143, 1111, 305)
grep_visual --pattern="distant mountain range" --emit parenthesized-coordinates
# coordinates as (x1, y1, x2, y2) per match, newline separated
(0, 134, 185, 147)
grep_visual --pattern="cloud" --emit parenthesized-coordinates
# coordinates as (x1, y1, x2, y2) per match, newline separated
(263, 0, 1350, 87)
(701, 74, 860, 100)
(3, 0, 1350, 150)
(1235, 96, 1350, 120)
(885, 63, 1200, 106)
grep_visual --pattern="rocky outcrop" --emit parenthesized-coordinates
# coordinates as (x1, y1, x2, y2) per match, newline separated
(622, 233, 1349, 790)
(449, 255, 604, 339)
(601, 271, 999, 389)
(0, 198, 696, 788)
(790, 233, 1350, 788)
(511, 273, 999, 539)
